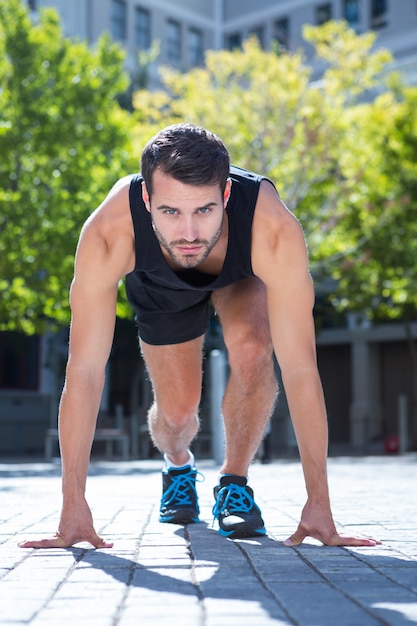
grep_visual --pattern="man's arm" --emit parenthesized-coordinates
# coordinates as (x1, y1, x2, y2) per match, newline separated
(19, 179, 134, 549)
(252, 181, 380, 547)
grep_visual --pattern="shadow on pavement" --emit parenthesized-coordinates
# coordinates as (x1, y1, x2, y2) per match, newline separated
(67, 524, 417, 626)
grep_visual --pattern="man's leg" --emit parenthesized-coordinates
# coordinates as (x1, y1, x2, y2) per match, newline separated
(141, 336, 204, 524)
(211, 277, 278, 475)
(141, 336, 204, 463)
(211, 277, 278, 537)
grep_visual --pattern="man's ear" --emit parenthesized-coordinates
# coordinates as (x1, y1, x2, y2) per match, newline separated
(223, 178, 232, 207)
(142, 181, 151, 212)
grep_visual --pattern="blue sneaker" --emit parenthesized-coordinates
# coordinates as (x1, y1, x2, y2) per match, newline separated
(212, 475, 266, 538)
(160, 466, 201, 525)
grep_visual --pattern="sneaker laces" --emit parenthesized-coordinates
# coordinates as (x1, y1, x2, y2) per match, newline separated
(162, 471, 204, 508)
(212, 483, 254, 518)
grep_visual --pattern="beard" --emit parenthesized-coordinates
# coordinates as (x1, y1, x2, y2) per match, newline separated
(152, 220, 223, 269)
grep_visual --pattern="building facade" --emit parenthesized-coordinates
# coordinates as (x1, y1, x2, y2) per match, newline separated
(28, 0, 417, 83)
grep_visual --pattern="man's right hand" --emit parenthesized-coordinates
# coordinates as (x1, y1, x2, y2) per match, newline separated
(18, 498, 113, 549)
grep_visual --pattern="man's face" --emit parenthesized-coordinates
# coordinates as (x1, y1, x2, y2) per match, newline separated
(142, 169, 231, 270)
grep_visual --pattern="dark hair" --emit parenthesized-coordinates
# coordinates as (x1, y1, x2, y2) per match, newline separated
(141, 123, 230, 198)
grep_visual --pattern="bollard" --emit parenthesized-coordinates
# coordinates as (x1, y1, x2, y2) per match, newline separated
(398, 394, 408, 454)
(115, 403, 128, 458)
(209, 349, 227, 465)
(115, 403, 124, 430)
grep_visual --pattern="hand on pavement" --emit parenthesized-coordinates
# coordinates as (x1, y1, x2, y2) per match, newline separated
(283, 499, 382, 547)
(18, 498, 113, 549)
(18, 531, 113, 550)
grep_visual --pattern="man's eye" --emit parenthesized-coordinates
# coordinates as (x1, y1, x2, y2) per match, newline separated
(165, 209, 177, 215)
(199, 207, 211, 214)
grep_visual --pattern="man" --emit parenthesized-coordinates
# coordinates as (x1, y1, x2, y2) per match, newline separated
(20, 124, 379, 549)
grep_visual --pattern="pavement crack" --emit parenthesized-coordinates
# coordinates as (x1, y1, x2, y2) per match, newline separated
(24, 506, 152, 625)
(293, 547, 395, 626)
(112, 505, 155, 626)
(349, 548, 417, 596)
(27, 547, 90, 623)
(1, 548, 33, 581)
(234, 541, 299, 625)
(183, 526, 207, 626)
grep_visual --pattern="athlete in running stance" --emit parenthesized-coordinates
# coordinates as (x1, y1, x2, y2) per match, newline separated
(20, 124, 380, 548)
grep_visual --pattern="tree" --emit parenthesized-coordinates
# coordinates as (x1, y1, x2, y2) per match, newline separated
(130, 23, 405, 313)
(131, 22, 392, 265)
(325, 86, 417, 318)
(0, 0, 134, 333)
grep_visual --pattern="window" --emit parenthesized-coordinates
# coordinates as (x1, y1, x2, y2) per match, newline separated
(249, 25, 265, 48)
(188, 28, 203, 66)
(343, 0, 360, 31)
(27, 0, 36, 10)
(135, 7, 151, 50)
(273, 17, 289, 50)
(111, 0, 127, 40)
(316, 3, 332, 25)
(370, 0, 388, 29)
(227, 32, 242, 50)
(166, 19, 181, 63)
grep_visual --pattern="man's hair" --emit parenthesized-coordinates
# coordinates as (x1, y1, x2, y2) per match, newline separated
(141, 123, 230, 198)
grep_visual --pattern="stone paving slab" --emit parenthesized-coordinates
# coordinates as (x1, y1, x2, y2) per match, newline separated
(0, 455, 416, 625)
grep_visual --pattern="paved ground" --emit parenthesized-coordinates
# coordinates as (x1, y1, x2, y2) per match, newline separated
(1, 454, 416, 626)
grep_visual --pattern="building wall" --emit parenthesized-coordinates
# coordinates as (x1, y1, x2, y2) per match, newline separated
(30, 0, 417, 82)
(222, 0, 417, 80)
(317, 322, 417, 452)
(33, 0, 218, 77)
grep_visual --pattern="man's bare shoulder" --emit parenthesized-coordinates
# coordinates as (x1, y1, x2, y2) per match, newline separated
(251, 180, 313, 302)
(252, 180, 306, 256)
(85, 175, 134, 234)
(75, 175, 136, 284)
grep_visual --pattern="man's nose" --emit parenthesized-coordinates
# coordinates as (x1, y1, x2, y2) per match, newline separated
(182, 216, 198, 241)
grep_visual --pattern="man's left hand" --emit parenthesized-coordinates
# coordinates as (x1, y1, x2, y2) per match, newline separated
(283, 499, 382, 547)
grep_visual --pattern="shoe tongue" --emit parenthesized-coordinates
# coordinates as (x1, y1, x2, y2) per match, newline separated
(219, 474, 247, 487)
(168, 465, 194, 476)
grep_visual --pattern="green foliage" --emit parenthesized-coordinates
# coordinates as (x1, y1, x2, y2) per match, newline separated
(304, 21, 391, 102)
(326, 86, 417, 321)
(133, 38, 320, 196)
(299, 22, 417, 322)
(2, 9, 416, 332)
(0, 0, 134, 332)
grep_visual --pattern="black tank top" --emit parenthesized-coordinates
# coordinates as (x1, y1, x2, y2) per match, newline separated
(125, 165, 266, 299)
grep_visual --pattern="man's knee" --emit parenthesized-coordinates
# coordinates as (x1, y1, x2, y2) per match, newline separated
(227, 328, 275, 386)
(150, 395, 201, 431)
